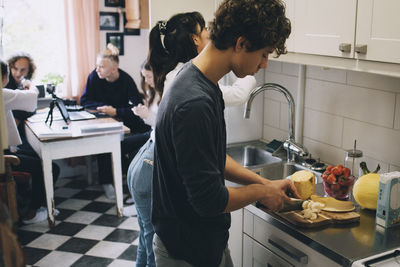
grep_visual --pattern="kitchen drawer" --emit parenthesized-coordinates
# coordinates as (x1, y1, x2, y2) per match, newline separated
(244, 234, 294, 267)
(244, 208, 341, 267)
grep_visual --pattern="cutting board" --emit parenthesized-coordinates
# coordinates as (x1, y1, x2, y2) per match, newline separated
(276, 210, 360, 228)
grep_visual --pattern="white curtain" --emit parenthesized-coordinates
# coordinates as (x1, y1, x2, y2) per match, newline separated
(63, 0, 100, 100)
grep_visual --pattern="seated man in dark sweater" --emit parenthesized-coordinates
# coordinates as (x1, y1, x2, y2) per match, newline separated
(81, 43, 150, 199)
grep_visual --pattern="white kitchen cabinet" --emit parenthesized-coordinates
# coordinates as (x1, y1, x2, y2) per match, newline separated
(281, 0, 295, 52)
(228, 208, 243, 267)
(243, 234, 295, 267)
(292, 0, 357, 58)
(289, 0, 400, 64)
(355, 0, 400, 64)
(243, 208, 341, 267)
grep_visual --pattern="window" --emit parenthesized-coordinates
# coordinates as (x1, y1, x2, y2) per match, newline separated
(0, 0, 67, 87)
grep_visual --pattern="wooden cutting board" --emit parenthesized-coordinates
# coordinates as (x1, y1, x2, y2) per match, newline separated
(276, 210, 360, 228)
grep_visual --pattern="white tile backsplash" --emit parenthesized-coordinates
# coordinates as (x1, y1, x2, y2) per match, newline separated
(263, 98, 280, 128)
(263, 124, 288, 142)
(303, 108, 343, 147)
(307, 66, 347, 84)
(347, 71, 400, 93)
(282, 62, 299, 76)
(264, 72, 299, 102)
(279, 102, 289, 131)
(395, 94, 400, 130)
(303, 137, 345, 166)
(258, 63, 400, 171)
(305, 79, 396, 128)
(389, 164, 400, 172)
(265, 60, 282, 74)
(342, 118, 400, 166)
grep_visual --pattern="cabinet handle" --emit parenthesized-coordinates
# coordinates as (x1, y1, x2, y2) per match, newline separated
(268, 237, 308, 264)
(355, 44, 368, 54)
(339, 43, 351, 53)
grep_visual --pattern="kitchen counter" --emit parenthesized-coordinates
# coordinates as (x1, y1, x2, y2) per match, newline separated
(245, 183, 400, 266)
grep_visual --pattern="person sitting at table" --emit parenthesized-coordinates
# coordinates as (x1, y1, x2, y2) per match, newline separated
(2, 59, 61, 224)
(80, 43, 151, 199)
(6, 52, 36, 90)
(6, 52, 37, 141)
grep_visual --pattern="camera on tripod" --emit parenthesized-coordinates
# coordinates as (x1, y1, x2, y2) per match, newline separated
(45, 84, 70, 126)
(46, 84, 56, 97)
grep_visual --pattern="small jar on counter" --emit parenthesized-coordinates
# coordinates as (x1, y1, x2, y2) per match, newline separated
(344, 140, 364, 179)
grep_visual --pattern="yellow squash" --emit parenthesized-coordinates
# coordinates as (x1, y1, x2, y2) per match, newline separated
(352, 173, 380, 210)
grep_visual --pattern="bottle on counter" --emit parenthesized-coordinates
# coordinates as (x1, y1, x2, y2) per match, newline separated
(344, 140, 364, 202)
(344, 140, 364, 179)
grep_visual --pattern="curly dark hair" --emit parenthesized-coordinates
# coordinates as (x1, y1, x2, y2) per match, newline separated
(210, 0, 291, 56)
(7, 52, 36, 79)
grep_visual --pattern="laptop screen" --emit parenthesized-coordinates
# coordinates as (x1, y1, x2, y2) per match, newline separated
(56, 98, 71, 124)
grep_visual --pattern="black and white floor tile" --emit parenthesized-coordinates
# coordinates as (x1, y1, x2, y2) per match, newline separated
(17, 176, 139, 267)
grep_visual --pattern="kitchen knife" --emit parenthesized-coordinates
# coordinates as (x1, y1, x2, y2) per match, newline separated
(256, 198, 304, 212)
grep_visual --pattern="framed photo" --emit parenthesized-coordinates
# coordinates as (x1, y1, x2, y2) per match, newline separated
(123, 12, 141, 36)
(106, 33, 124, 55)
(100, 12, 120, 31)
(105, 0, 125, 7)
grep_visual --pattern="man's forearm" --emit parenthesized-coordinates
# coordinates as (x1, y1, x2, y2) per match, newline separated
(224, 154, 269, 185)
(224, 184, 266, 212)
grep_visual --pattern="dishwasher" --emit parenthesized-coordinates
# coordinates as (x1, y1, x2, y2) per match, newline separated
(351, 248, 400, 266)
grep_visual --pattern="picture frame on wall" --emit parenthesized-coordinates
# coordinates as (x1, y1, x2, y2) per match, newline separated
(105, 0, 125, 7)
(106, 33, 124, 55)
(100, 12, 120, 31)
(123, 12, 141, 36)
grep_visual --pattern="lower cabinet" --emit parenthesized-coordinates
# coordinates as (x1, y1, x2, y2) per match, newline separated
(228, 208, 243, 267)
(243, 234, 294, 267)
(243, 208, 341, 267)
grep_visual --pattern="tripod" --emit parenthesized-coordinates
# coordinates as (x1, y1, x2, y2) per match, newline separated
(45, 87, 69, 126)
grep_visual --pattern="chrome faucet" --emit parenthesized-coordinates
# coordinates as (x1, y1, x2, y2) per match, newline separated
(244, 83, 308, 161)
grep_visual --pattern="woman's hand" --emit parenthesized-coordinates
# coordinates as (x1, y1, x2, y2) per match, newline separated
(132, 104, 149, 119)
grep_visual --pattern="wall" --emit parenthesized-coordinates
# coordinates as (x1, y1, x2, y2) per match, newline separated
(99, 0, 149, 86)
(150, 0, 215, 28)
(263, 61, 400, 172)
(225, 70, 265, 144)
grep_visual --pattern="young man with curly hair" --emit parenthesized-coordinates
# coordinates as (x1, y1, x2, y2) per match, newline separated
(152, 0, 299, 266)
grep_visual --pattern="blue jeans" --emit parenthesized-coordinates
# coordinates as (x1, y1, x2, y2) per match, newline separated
(127, 139, 155, 267)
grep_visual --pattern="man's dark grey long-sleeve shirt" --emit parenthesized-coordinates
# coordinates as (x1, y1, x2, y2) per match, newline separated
(153, 62, 230, 267)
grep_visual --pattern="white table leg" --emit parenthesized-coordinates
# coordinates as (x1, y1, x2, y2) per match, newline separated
(111, 147, 123, 217)
(41, 150, 56, 227)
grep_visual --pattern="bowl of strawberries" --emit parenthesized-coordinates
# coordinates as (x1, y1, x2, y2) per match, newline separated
(322, 165, 355, 200)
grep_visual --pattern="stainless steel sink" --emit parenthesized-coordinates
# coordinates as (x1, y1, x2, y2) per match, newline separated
(227, 141, 321, 183)
(226, 145, 282, 168)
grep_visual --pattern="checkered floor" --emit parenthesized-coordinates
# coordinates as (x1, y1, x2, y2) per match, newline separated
(17, 176, 139, 267)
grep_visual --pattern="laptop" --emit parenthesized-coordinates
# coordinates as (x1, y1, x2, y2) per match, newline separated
(55, 98, 96, 124)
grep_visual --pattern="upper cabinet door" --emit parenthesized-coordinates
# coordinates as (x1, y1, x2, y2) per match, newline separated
(356, 0, 400, 64)
(292, 0, 357, 58)
(282, 0, 295, 52)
